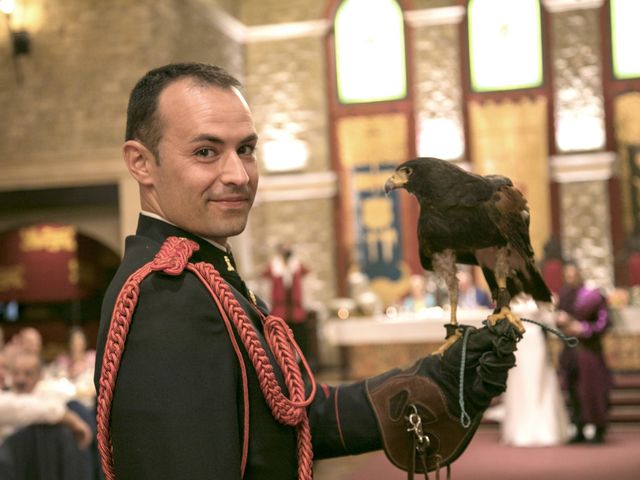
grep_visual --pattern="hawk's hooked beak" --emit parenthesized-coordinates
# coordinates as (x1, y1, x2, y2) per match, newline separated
(384, 170, 409, 195)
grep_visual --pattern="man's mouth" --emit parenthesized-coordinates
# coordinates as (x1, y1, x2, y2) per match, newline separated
(211, 197, 250, 208)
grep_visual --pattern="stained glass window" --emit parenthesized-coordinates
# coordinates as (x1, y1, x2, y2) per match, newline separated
(468, 0, 543, 92)
(611, 0, 640, 80)
(334, 0, 407, 104)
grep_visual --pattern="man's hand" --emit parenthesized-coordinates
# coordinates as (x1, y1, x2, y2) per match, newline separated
(437, 320, 519, 417)
(365, 320, 519, 473)
(556, 311, 582, 337)
(61, 410, 93, 450)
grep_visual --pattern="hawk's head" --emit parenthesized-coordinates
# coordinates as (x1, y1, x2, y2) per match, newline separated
(384, 157, 450, 198)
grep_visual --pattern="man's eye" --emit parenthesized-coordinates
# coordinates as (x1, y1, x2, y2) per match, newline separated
(238, 145, 255, 156)
(195, 148, 215, 157)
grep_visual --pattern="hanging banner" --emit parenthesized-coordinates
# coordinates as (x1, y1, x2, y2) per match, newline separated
(337, 113, 415, 304)
(628, 144, 640, 233)
(352, 163, 411, 304)
(0, 223, 118, 303)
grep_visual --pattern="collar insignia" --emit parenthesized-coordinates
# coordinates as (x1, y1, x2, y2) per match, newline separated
(223, 255, 235, 272)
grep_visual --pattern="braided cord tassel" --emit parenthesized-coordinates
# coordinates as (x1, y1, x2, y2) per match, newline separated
(191, 261, 316, 479)
(96, 236, 316, 480)
(96, 237, 200, 480)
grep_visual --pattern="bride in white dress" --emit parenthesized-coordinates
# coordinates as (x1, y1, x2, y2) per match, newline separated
(499, 299, 570, 447)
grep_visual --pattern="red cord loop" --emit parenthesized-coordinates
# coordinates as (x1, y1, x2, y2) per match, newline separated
(96, 236, 315, 480)
(149, 236, 199, 275)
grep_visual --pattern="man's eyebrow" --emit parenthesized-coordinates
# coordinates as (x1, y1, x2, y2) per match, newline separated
(189, 133, 259, 144)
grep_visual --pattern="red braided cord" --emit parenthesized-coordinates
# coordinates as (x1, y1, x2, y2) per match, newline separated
(187, 266, 252, 475)
(96, 237, 317, 479)
(189, 262, 316, 479)
(96, 237, 202, 480)
(96, 264, 150, 480)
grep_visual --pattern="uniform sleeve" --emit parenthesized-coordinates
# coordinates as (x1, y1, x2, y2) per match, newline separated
(307, 380, 382, 459)
(109, 271, 243, 480)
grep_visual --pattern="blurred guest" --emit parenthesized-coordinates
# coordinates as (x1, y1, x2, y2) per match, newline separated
(263, 242, 310, 359)
(18, 327, 43, 356)
(0, 352, 7, 391)
(53, 327, 97, 407)
(557, 262, 612, 444)
(2, 327, 45, 374)
(0, 352, 93, 480)
(457, 269, 492, 308)
(9, 351, 42, 395)
(541, 235, 566, 295)
(55, 328, 96, 380)
(0, 388, 92, 449)
(2, 351, 91, 447)
(403, 274, 437, 312)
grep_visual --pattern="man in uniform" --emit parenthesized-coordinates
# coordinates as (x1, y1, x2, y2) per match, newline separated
(95, 62, 519, 479)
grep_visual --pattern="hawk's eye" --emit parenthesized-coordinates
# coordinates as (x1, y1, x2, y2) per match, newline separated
(403, 167, 413, 177)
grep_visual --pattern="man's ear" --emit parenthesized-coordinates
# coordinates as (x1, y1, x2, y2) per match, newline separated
(123, 140, 157, 186)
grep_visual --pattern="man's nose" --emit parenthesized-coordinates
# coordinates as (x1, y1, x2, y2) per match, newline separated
(220, 152, 250, 185)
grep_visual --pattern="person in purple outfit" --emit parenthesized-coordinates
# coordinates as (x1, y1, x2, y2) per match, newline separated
(556, 261, 612, 444)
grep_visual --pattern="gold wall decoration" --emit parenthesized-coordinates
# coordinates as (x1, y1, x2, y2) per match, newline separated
(0, 265, 25, 292)
(337, 113, 411, 306)
(614, 92, 640, 234)
(20, 225, 77, 253)
(337, 113, 408, 168)
(469, 96, 550, 257)
(68, 258, 79, 285)
(615, 92, 640, 144)
(361, 196, 397, 263)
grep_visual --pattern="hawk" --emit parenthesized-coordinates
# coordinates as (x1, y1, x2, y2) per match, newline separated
(385, 157, 552, 353)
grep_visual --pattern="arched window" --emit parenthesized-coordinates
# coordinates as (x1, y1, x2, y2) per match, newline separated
(462, 0, 551, 257)
(334, 0, 407, 103)
(604, 0, 640, 268)
(467, 0, 543, 92)
(327, 0, 419, 301)
(610, 0, 640, 80)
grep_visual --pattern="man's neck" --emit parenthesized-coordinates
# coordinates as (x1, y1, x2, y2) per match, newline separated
(140, 210, 229, 253)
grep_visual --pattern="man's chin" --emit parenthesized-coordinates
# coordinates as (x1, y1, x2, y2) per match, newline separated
(199, 221, 248, 243)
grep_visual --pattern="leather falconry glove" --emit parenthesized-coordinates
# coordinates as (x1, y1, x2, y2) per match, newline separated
(365, 320, 518, 475)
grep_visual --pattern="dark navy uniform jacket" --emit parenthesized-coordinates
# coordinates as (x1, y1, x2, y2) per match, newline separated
(94, 215, 382, 479)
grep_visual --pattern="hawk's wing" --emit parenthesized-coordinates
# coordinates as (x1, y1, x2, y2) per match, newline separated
(484, 184, 534, 262)
(433, 169, 497, 208)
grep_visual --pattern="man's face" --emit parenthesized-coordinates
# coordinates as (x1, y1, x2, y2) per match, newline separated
(11, 353, 41, 394)
(141, 79, 259, 244)
(563, 265, 581, 287)
(20, 328, 42, 354)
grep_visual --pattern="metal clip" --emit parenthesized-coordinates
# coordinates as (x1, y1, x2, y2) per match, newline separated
(406, 404, 430, 447)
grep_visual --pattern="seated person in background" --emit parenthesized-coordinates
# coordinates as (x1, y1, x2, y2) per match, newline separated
(1, 351, 91, 448)
(0, 352, 7, 391)
(53, 327, 97, 406)
(55, 328, 96, 379)
(1, 327, 45, 374)
(18, 327, 43, 357)
(456, 269, 493, 308)
(402, 273, 438, 312)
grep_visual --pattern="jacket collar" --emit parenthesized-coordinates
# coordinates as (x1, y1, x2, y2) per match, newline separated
(135, 214, 254, 297)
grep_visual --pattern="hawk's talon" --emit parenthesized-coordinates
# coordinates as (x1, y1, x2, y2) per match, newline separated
(432, 329, 463, 356)
(487, 306, 526, 335)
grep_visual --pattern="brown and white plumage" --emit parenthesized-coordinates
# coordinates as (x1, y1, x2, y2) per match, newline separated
(385, 157, 551, 353)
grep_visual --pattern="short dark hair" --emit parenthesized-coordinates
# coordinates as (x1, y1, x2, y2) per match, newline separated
(125, 63, 242, 159)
